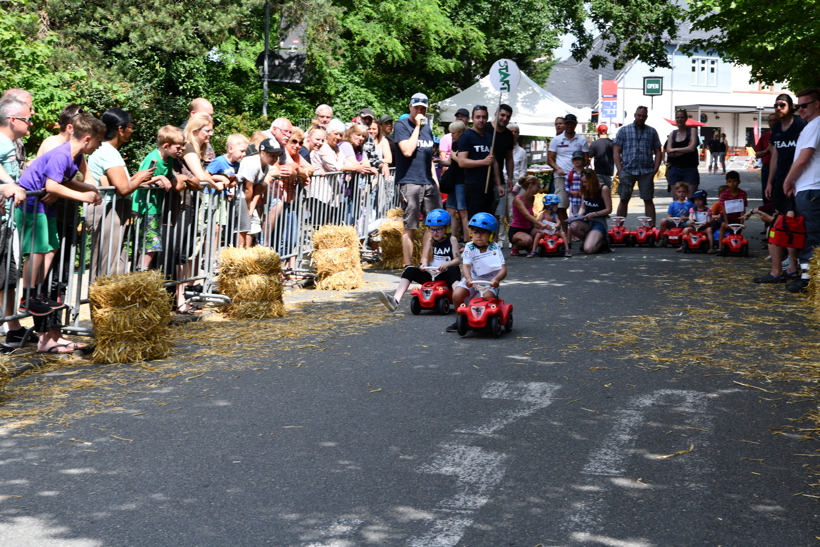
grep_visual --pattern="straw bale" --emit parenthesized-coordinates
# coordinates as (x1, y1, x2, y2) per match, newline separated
(808, 251, 820, 320)
(225, 274, 285, 319)
(219, 246, 281, 278)
(313, 247, 361, 276)
(378, 220, 426, 269)
(386, 208, 404, 219)
(315, 269, 363, 291)
(313, 225, 359, 251)
(0, 357, 10, 395)
(88, 270, 173, 364)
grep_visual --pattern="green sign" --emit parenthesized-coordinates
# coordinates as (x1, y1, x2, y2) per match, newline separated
(643, 77, 663, 96)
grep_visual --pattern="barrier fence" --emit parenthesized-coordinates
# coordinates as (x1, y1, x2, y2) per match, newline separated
(0, 167, 401, 343)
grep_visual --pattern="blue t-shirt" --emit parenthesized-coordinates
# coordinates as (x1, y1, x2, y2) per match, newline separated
(18, 141, 81, 216)
(206, 154, 240, 195)
(393, 118, 435, 185)
(667, 199, 694, 218)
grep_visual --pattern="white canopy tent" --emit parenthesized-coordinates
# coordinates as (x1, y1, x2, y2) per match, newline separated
(435, 71, 590, 137)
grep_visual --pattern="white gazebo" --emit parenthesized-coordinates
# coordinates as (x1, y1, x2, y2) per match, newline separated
(435, 71, 589, 137)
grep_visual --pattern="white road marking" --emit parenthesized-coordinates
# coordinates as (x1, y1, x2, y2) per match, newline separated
(407, 381, 561, 547)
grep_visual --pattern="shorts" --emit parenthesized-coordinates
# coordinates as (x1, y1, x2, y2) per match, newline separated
(618, 171, 655, 201)
(508, 226, 532, 241)
(0, 219, 18, 290)
(666, 219, 690, 229)
(400, 183, 442, 230)
(597, 174, 612, 187)
(15, 209, 59, 255)
(455, 278, 499, 298)
(666, 166, 700, 187)
(447, 184, 466, 211)
(553, 176, 569, 208)
(588, 219, 607, 234)
(133, 212, 163, 253)
(771, 177, 788, 214)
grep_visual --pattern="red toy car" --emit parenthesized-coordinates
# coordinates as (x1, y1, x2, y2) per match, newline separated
(409, 267, 453, 315)
(682, 222, 710, 253)
(720, 223, 749, 256)
(632, 216, 660, 247)
(536, 233, 566, 257)
(607, 216, 635, 247)
(660, 217, 685, 247)
(456, 281, 513, 337)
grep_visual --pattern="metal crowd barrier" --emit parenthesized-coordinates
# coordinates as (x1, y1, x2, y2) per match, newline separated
(0, 167, 402, 341)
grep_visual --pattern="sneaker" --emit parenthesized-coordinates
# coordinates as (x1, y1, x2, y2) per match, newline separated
(18, 296, 53, 316)
(782, 257, 791, 268)
(445, 321, 459, 332)
(1, 344, 16, 355)
(5, 327, 39, 347)
(378, 291, 398, 312)
(786, 278, 809, 293)
(39, 293, 66, 310)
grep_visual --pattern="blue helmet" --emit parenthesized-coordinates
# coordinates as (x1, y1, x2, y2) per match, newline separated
(426, 208, 450, 227)
(399, 113, 410, 121)
(542, 194, 561, 207)
(468, 212, 498, 232)
(693, 189, 708, 203)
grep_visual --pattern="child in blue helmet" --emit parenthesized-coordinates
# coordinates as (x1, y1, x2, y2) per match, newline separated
(379, 208, 461, 311)
(682, 189, 716, 253)
(446, 212, 507, 332)
(529, 193, 571, 257)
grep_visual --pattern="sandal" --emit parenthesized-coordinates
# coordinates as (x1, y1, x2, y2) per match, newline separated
(564, 249, 572, 257)
(526, 251, 537, 258)
(38, 342, 86, 354)
(752, 273, 785, 283)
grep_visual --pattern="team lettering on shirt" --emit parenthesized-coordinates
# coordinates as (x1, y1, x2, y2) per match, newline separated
(417, 140, 434, 149)
(775, 139, 799, 149)
(473, 145, 491, 153)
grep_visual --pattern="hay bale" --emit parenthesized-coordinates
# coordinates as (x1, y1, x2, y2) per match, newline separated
(220, 246, 281, 277)
(313, 225, 359, 251)
(378, 220, 426, 269)
(89, 270, 173, 364)
(808, 252, 820, 320)
(316, 269, 364, 291)
(386, 208, 404, 219)
(0, 357, 10, 395)
(225, 274, 285, 319)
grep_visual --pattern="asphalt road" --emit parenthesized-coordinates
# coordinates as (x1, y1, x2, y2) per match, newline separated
(1, 169, 819, 547)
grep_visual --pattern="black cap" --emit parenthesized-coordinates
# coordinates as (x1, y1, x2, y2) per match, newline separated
(455, 108, 470, 118)
(379, 113, 393, 124)
(359, 108, 375, 119)
(564, 113, 578, 124)
(571, 150, 585, 160)
(259, 138, 283, 154)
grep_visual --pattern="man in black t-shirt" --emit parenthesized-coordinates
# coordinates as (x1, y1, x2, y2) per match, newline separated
(393, 92, 442, 267)
(589, 124, 615, 187)
(767, 95, 806, 213)
(492, 104, 515, 237)
(458, 105, 504, 220)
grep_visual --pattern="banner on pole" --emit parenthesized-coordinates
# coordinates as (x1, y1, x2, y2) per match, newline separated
(489, 59, 521, 94)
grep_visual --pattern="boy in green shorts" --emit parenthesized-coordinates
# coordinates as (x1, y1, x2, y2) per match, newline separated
(133, 126, 184, 269)
(15, 112, 105, 353)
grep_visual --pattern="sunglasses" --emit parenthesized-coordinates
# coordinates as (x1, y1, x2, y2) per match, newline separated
(775, 102, 789, 108)
(9, 116, 32, 124)
(289, 139, 304, 145)
(797, 100, 817, 110)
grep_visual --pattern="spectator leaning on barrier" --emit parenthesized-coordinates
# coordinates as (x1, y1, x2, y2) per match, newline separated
(16, 112, 105, 354)
(0, 98, 35, 352)
(394, 92, 442, 268)
(614, 106, 662, 226)
(236, 138, 282, 247)
(0, 89, 33, 173)
(179, 98, 215, 162)
(87, 108, 156, 280)
(37, 104, 84, 156)
(589, 124, 614, 188)
(782, 88, 820, 294)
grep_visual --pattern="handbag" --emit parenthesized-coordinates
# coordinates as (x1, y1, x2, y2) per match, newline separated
(438, 166, 456, 195)
(768, 213, 806, 249)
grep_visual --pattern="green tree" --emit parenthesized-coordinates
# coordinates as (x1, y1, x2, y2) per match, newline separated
(686, 0, 818, 89)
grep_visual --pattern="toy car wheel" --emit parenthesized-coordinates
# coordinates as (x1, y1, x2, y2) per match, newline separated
(536, 246, 547, 257)
(557, 244, 564, 256)
(410, 296, 421, 315)
(607, 234, 614, 246)
(456, 314, 469, 336)
(627, 235, 636, 247)
(720, 245, 728, 256)
(646, 235, 654, 247)
(661, 236, 668, 248)
(504, 311, 513, 332)
(742, 244, 749, 257)
(490, 316, 502, 337)
(437, 297, 450, 315)
(700, 241, 708, 253)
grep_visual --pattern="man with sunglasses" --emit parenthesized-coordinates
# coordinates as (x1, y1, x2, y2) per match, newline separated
(766, 94, 805, 216)
(782, 89, 820, 293)
(0, 89, 33, 173)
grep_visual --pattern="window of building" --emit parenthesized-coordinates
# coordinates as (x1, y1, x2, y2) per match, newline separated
(691, 57, 718, 86)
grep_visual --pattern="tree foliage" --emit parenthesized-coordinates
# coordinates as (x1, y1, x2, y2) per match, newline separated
(686, 0, 819, 89)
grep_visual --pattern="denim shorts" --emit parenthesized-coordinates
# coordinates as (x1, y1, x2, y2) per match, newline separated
(450, 184, 467, 211)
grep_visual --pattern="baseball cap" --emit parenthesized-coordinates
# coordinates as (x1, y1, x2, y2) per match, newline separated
(410, 93, 429, 107)
(259, 138, 283, 154)
(379, 114, 393, 124)
(455, 108, 470, 118)
(571, 150, 585, 160)
(597, 124, 608, 133)
(564, 113, 578, 124)
(359, 107, 375, 119)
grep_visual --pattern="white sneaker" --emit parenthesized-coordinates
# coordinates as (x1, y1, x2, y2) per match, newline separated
(378, 291, 398, 311)
(782, 257, 790, 268)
